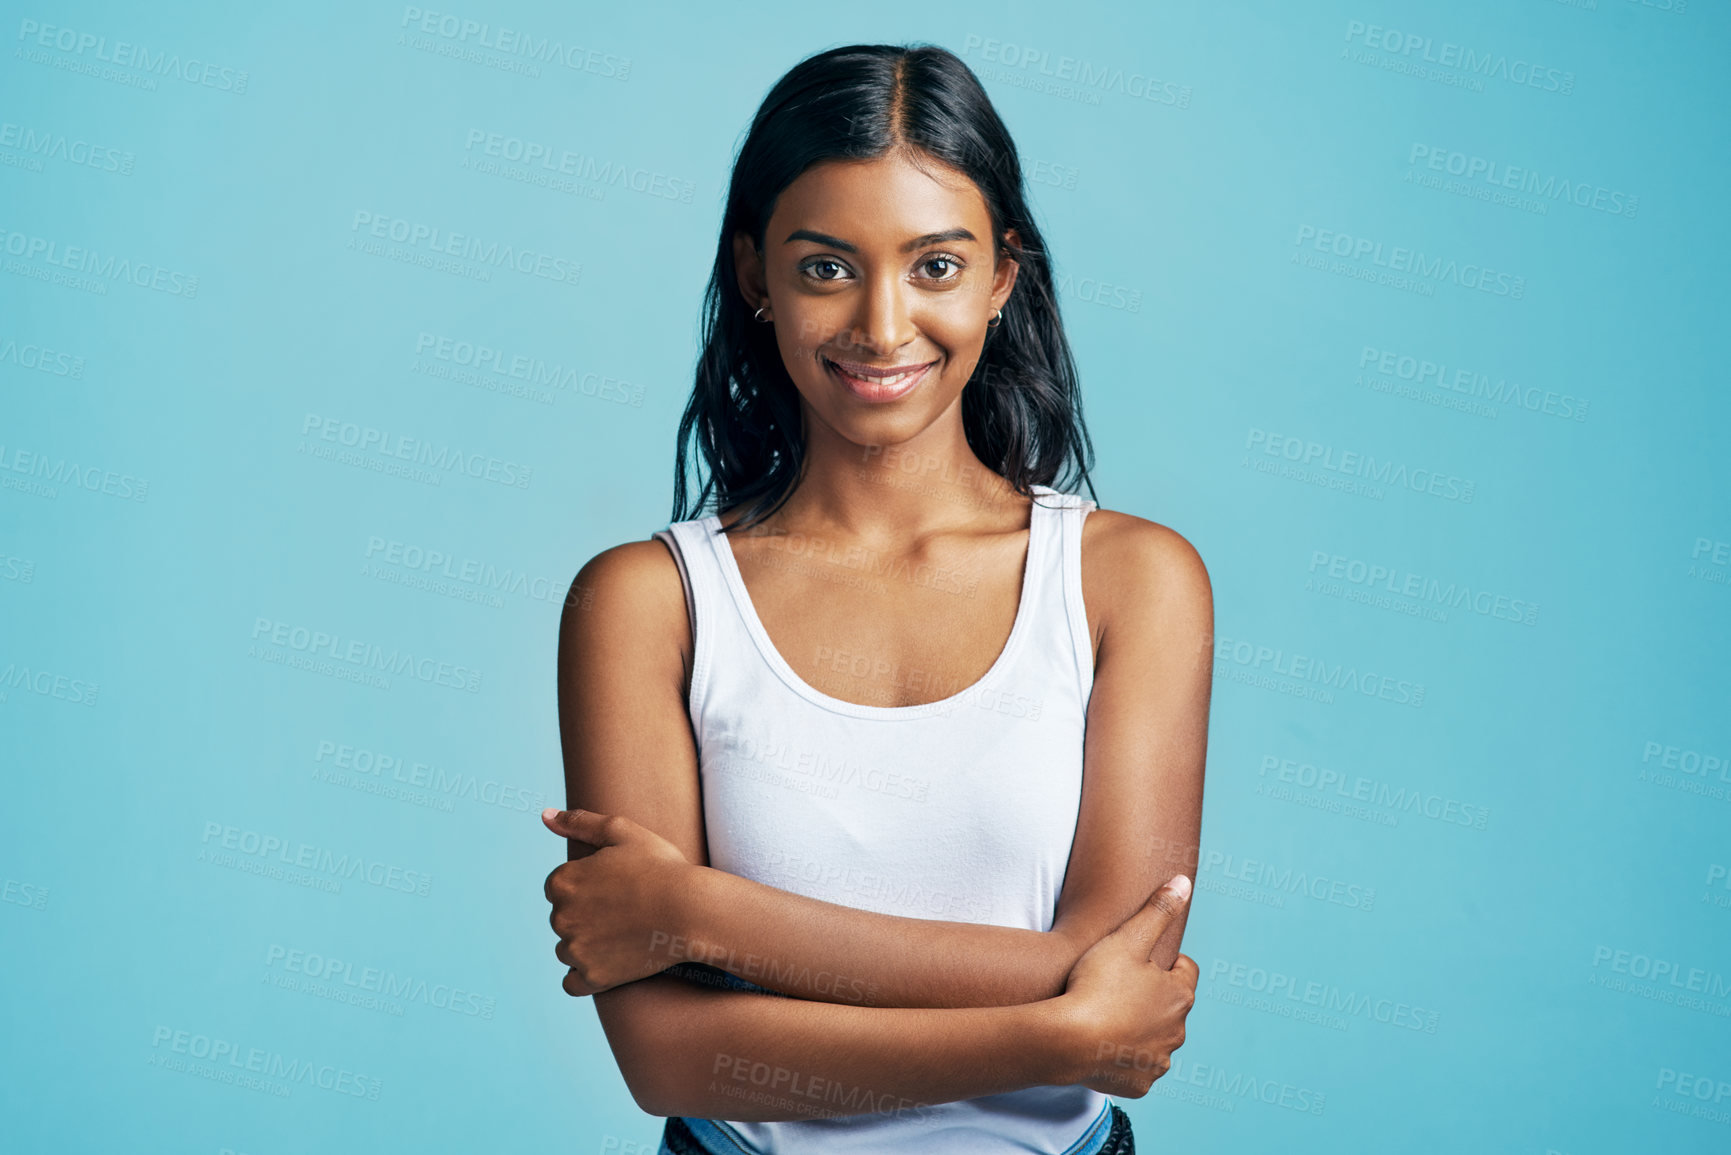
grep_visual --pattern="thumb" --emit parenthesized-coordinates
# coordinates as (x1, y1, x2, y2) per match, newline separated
(540, 807, 626, 847)
(1112, 875, 1192, 958)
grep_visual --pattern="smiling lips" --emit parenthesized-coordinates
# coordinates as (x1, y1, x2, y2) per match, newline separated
(823, 355, 937, 402)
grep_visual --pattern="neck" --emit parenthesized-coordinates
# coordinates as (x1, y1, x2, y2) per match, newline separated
(735, 405, 1024, 546)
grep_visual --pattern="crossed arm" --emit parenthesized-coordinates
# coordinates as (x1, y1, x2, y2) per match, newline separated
(551, 514, 1212, 1118)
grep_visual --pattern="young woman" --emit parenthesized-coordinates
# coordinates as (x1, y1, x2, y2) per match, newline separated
(541, 43, 1212, 1155)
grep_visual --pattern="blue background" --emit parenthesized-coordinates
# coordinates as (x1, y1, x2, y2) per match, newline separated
(3, 2, 1728, 1153)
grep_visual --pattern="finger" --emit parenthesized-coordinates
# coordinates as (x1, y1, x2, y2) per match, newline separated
(1171, 952, 1200, 986)
(1111, 875, 1192, 957)
(543, 861, 575, 903)
(541, 807, 624, 846)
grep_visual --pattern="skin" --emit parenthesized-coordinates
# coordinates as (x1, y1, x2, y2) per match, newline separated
(543, 145, 1213, 1120)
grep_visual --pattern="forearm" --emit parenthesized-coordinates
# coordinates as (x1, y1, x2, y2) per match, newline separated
(666, 866, 1081, 1009)
(595, 972, 1081, 1121)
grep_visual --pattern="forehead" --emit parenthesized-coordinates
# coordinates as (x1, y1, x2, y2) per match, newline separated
(768, 150, 992, 241)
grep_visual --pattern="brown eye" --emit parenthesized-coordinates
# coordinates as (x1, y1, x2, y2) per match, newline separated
(801, 259, 848, 281)
(921, 256, 962, 280)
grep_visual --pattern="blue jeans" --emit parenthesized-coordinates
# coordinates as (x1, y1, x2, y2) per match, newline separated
(657, 1104, 1134, 1155)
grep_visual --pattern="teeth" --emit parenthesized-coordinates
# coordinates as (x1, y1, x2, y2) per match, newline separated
(831, 361, 924, 388)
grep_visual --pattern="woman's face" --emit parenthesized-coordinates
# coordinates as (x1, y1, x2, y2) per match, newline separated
(734, 147, 1020, 450)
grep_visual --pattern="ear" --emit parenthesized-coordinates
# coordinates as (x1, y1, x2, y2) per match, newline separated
(732, 230, 769, 317)
(990, 227, 1022, 315)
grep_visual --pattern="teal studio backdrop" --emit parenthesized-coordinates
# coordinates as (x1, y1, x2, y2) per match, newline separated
(2, 2, 1727, 1153)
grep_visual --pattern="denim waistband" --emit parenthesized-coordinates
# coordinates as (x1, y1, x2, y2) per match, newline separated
(661, 1099, 1129, 1155)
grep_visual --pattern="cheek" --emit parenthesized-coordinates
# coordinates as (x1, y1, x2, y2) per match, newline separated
(923, 318, 983, 362)
(775, 303, 838, 356)
(922, 288, 990, 330)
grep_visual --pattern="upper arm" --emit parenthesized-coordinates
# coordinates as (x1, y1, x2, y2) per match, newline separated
(557, 539, 708, 866)
(558, 539, 714, 1100)
(1050, 511, 1213, 969)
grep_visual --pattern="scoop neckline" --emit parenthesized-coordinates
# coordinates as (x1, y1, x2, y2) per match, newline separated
(706, 489, 1052, 720)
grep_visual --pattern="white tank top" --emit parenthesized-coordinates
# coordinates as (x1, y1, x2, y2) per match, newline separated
(651, 482, 1112, 1155)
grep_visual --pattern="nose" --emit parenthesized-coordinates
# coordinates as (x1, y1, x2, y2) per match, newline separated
(839, 272, 916, 357)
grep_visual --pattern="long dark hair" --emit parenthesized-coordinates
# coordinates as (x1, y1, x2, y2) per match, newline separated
(672, 42, 1098, 530)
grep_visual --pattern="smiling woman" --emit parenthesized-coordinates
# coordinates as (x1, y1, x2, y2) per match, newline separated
(543, 42, 1212, 1155)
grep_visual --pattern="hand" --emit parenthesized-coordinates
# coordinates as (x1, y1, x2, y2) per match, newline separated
(1055, 876, 1198, 1097)
(541, 808, 695, 997)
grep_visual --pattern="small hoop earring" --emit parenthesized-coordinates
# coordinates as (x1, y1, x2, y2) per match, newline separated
(986, 308, 1002, 329)
(754, 306, 771, 323)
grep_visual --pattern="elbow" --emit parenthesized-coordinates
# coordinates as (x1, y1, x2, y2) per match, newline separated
(623, 1078, 676, 1120)
(609, 1045, 672, 1118)
(593, 982, 691, 1119)
(623, 1057, 709, 1121)
(609, 1045, 681, 1118)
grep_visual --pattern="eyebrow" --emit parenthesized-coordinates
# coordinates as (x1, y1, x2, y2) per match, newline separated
(782, 227, 978, 253)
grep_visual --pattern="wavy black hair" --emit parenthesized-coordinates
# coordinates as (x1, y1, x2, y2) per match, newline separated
(672, 42, 1098, 530)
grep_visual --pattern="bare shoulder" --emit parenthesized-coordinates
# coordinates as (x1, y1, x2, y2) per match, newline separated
(1078, 506, 1213, 653)
(554, 539, 707, 864)
(559, 538, 691, 682)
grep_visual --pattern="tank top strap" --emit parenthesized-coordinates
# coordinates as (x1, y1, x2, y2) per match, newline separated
(1029, 484, 1098, 705)
(651, 518, 727, 722)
